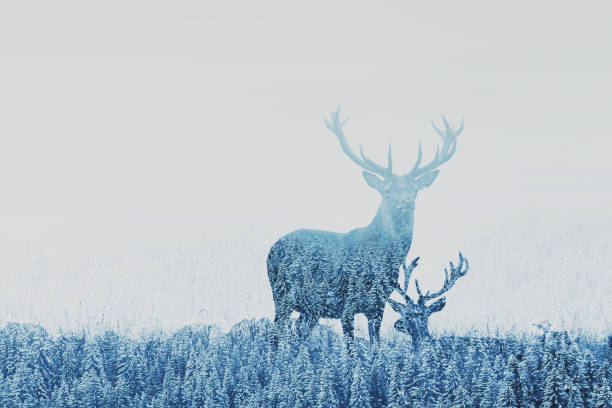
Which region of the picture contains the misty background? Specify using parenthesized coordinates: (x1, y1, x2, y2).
(0, 1, 610, 337)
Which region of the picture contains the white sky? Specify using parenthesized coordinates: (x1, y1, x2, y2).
(0, 1, 610, 336)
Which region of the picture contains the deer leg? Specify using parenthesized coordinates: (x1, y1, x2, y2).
(274, 307, 289, 324)
(272, 303, 291, 347)
(297, 314, 317, 339)
(341, 314, 354, 340)
(367, 315, 382, 345)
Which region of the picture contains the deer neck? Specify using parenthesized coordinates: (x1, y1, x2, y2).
(368, 200, 414, 253)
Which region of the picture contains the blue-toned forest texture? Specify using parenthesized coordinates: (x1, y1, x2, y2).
(0, 320, 610, 407)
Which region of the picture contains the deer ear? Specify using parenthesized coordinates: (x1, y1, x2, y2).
(428, 297, 446, 314)
(362, 171, 384, 191)
(388, 298, 404, 314)
(414, 170, 439, 189)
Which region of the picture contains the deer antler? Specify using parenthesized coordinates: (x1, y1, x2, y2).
(325, 107, 393, 179)
(395, 257, 420, 300)
(414, 252, 469, 306)
(405, 116, 463, 179)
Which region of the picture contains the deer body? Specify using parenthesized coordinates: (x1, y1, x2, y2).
(268, 202, 413, 341)
(268, 108, 463, 343)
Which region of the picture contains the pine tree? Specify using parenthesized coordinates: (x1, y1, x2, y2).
(83, 342, 106, 381)
(421, 341, 442, 405)
(205, 353, 229, 408)
(50, 379, 75, 408)
(541, 356, 569, 408)
(0, 335, 7, 379)
(180, 349, 197, 405)
(28, 334, 55, 399)
(589, 374, 611, 408)
(98, 331, 120, 386)
(519, 347, 540, 407)
(386, 362, 402, 408)
(580, 349, 598, 401)
(234, 363, 255, 407)
(60, 338, 81, 384)
(481, 375, 498, 408)
(11, 359, 32, 404)
(263, 365, 282, 408)
(31, 366, 50, 402)
(567, 384, 585, 408)
(221, 360, 235, 407)
(114, 375, 131, 408)
(408, 351, 431, 407)
(449, 381, 472, 408)
(115, 343, 129, 381)
(506, 354, 524, 406)
(492, 354, 505, 380)
(290, 346, 315, 408)
(473, 357, 494, 406)
(157, 367, 181, 408)
(463, 340, 479, 394)
(441, 357, 462, 406)
(496, 378, 517, 407)
(572, 351, 589, 404)
(190, 370, 206, 408)
(51, 379, 75, 408)
(398, 350, 415, 404)
(77, 369, 104, 408)
(335, 341, 353, 407)
(128, 348, 147, 398)
(369, 347, 388, 407)
(246, 386, 263, 408)
(101, 378, 114, 408)
(2, 375, 22, 408)
(349, 360, 371, 408)
(316, 358, 339, 408)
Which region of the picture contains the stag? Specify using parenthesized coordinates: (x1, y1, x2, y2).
(267, 107, 463, 343)
(388, 253, 469, 348)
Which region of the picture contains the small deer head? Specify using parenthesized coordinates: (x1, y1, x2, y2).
(388, 254, 469, 346)
(325, 107, 463, 217)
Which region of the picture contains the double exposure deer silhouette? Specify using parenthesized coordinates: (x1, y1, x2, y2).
(267, 108, 463, 343)
(388, 254, 468, 348)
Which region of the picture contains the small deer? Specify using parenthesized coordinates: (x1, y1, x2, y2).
(388, 253, 469, 348)
(267, 108, 463, 344)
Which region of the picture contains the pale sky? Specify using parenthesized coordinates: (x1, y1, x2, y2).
(0, 1, 610, 336)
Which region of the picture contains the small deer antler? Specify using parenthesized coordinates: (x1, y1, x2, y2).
(325, 107, 393, 179)
(395, 257, 420, 300)
(414, 252, 469, 306)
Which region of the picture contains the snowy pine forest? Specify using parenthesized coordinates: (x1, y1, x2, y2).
(0, 319, 610, 408)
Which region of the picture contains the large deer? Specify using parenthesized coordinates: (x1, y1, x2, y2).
(388, 254, 469, 348)
(267, 108, 463, 343)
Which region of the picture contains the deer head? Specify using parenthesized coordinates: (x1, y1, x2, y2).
(388, 253, 469, 345)
(324, 107, 463, 219)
